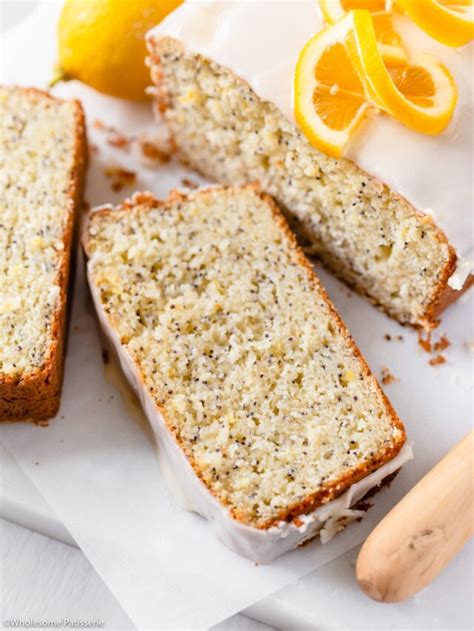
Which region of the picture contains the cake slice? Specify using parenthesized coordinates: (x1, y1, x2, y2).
(0, 86, 87, 423)
(146, 2, 473, 328)
(83, 186, 410, 562)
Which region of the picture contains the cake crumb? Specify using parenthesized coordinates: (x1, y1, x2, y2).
(381, 367, 397, 385)
(419, 330, 451, 366)
(434, 335, 451, 352)
(101, 348, 110, 365)
(181, 177, 198, 189)
(93, 118, 119, 135)
(429, 355, 446, 366)
(139, 137, 171, 163)
(93, 119, 133, 151)
(418, 330, 432, 353)
(107, 134, 130, 150)
(104, 166, 136, 192)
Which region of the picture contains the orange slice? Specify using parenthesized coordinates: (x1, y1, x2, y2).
(348, 10, 458, 133)
(318, 0, 408, 65)
(294, 10, 458, 158)
(396, 0, 474, 47)
(294, 16, 371, 158)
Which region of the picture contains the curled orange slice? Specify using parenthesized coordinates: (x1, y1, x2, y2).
(396, 0, 474, 47)
(318, 0, 408, 65)
(294, 10, 458, 158)
(347, 10, 458, 134)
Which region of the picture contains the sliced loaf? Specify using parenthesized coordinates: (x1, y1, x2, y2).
(83, 186, 406, 557)
(0, 86, 87, 422)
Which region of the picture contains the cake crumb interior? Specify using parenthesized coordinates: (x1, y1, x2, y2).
(0, 87, 77, 377)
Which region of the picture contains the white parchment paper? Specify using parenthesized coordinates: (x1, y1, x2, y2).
(1, 3, 472, 630)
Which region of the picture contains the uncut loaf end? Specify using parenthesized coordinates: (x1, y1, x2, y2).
(147, 35, 472, 328)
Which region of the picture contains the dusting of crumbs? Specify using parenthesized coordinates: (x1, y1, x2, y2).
(418, 330, 451, 366)
(92, 117, 171, 163)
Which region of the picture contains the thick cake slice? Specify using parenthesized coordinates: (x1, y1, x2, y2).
(146, 2, 473, 328)
(0, 86, 86, 422)
(84, 186, 409, 562)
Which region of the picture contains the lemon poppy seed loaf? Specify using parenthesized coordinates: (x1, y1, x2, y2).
(146, 2, 473, 328)
(0, 86, 87, 422)
(83, 186, 409, 561)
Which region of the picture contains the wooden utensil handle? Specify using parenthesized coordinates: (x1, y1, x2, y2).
(356, 431, 474, 603)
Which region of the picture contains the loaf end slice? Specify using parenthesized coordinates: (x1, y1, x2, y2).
(84, 185, 406, 534)
(0, 86, 87, 423)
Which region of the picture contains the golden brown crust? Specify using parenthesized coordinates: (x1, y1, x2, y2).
(84, 184, 406, 530)
(0, 87, 87, 424)
(423, 271, 474, 329)
(147, 35, 471, 331)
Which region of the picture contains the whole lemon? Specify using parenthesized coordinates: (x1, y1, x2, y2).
(57, 0, 182, 101)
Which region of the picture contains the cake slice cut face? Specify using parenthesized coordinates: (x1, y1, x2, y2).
(147, 2, 473, 327)
(84, 186, 408, 561)
(0, 86, 86, 423)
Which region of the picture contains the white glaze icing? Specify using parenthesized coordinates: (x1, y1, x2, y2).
(87, 259, 413, 563)
(149, 0, 473, 289)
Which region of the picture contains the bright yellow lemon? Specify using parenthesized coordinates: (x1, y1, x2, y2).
(56, 0, 182, 101)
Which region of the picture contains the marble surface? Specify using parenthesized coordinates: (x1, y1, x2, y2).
(0, 518, 273, 631)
